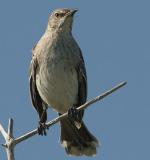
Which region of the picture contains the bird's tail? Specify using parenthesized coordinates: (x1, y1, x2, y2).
(59, 117, 99, 156)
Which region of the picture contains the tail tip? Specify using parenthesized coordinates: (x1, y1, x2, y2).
(61, 140, 99, 156)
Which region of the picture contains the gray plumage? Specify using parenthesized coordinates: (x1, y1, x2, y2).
(29, 8, 98, 156)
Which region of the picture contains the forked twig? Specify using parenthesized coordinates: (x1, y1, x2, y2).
(0, 81, 127, 160)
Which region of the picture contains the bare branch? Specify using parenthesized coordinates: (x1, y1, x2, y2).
(0, 81, 127, 160)
(8, 118, 14, 139)
(0, 119, 15, 160)
(14, 81, 127, 145)
(0, 123, 7, 141)
(6, 147, 15, 160)
(14, 129, 38, 145)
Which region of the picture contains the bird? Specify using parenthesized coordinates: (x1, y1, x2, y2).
(29, 8, 98, 156)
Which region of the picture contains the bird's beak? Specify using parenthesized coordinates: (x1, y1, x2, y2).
(69, 9, 78, 16)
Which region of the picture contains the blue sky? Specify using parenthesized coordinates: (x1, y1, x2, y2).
(0, 0, 150, 159)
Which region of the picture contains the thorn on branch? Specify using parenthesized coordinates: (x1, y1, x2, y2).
(2, 144, 7, 148)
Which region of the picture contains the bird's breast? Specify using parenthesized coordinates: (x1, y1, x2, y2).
(36, 55, 78, 114)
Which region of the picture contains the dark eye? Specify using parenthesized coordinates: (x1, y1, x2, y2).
(55, 12, 65, 18)
(55, 13, 59, 18)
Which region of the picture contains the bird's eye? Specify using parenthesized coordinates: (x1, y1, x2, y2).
(55, 12, 65, 18)
(55, 13, 60, 18)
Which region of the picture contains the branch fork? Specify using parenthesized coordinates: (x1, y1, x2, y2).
(0, 81, 127, 160)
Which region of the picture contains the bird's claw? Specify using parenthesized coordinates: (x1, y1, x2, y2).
(68, 106, 82, 129)
(38, 122, 49, 136)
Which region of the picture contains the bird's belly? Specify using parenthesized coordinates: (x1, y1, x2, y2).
(36, 63, 78, 114)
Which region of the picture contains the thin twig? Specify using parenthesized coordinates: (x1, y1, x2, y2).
(14, 81, 127, 145)
(0, 123, 7, 141)
(0, 81, 127, 160)
(8, 119, 14, 139)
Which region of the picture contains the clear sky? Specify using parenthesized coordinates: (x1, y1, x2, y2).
(0, 0, 150, 159)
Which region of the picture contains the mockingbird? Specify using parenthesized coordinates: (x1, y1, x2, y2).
(29, 8, 98, 156)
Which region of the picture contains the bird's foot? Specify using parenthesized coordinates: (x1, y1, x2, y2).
(38, 122, 49, 136)
(68, 106, 82, 129)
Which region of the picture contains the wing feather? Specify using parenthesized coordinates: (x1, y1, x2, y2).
(29, 56, 47, 120)
(75, 49, 87, 118)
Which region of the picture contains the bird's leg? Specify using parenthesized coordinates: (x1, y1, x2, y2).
(68, 106, 82, 129)
(38, 107, 49, 136)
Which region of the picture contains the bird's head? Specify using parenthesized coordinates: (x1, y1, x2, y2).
(47, 8, 78, 32)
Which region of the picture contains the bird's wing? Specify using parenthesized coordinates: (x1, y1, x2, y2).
(29, 55, 47, 120)
(75, 49, 87, 118)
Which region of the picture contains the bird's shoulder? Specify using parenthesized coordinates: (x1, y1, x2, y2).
(32, 32, 52, 57)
